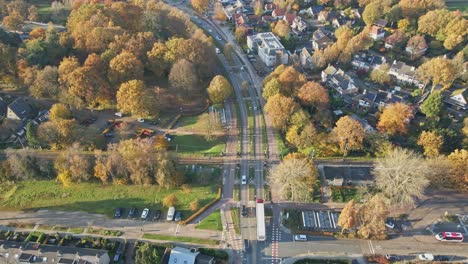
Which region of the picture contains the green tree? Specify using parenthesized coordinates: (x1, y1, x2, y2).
(26, 122, 41, 148)
(207, 75, 233, 105)
(135, 243, 161, 264)
(262, 78, 282, 100)
(420, 92, 443, 118)
(362, 1, 383, 25)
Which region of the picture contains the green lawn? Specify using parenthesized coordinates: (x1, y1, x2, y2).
(0, 180, 217, 217)
(446, 0, 468, 13)
(170, 134, 225, 157)
(142, 233, 219, 245)
(176, 115, 202, 131)
(196, 209, 222, 231)
(330, 187, 359, 203)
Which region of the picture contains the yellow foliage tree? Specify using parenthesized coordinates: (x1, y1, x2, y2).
(417, 131, 443, 157)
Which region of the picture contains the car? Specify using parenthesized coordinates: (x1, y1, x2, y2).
(385, 219, 395, 229)
(385, 254, 401, 261)
(141, 208, 149, 219)
(418, 253, 434, 261)
(244, 239, 249, 251)
(104, 133, 114, 138)
(294, 235, 307, 241)
(241, 175, 247, 185)
(215, 48, 220, 54)
(241, 205, 247, 217)
(208, 29, 212, 32)
(115, 112, 123, 117)
(114, 208, 123, 218)
(137, 118, 145, 123)
(240, 66, 245, 71)
(174, 211, 182, 221)
(434, 255, 451, 261)
(253, 105, 258, 111)
(128, 208, 136, 218)
(215, 36, 221, 41)
(167, 207, 175, 221)
(154, 210, 162, 220)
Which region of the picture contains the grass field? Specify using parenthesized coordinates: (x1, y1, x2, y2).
(196, 209, 222, 231)
(446, 0, 468, 13)
(170, 134, 225, 157)
(0, 180, 217, 217)
(142, 233, 218, 245)
(230, 208, 240, 235)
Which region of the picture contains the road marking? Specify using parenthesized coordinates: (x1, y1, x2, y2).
(368, 240, 375, 254)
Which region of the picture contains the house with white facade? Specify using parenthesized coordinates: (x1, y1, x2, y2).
(321, 65, 358, 95)
(369, 25, 385, 40)
(388, 60, 424, 88)
(247, 32, 289, 66)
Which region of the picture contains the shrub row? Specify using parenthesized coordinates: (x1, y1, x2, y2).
(180, 185, 222, 225)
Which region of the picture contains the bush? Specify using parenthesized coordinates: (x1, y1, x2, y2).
(189, 199, 199, 211)
(163, 194, 178, 207)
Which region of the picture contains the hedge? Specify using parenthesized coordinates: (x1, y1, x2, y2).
(180, 185, 222, 225)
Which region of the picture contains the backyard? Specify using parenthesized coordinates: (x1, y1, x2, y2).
(0, 180, 218, 217)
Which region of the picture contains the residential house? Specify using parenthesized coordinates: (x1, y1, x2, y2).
(322, 165, 374, 186)
(388, 60, 424, 88)
(350, 114, 375, 133)
(355, 90, 377, 108)
(321, 65, 358, 95)
(373, 18, 387, 28)
(317, 10, 337, 23)
(0, 241, 111, 264)
(444, 88, 468, 110)
(6, 97, 33, 121)
(300, 47, 314, 69)
(291, 16, 308, 32)
(247, 32, 289, 66)
(405, 35, 427, 58)
(369, 25, 385, 40)
(302, 5, 324, 18)
(282, 13, 296, 25)
(272, 8, 286, 19)
(223, 0, 244, 20)
(168, 247, 214, 264)
(385, 30, 406, 49)
(351, 52, 386, 72)
(312, 28, 333, 51)
(375, 89, 408, 109)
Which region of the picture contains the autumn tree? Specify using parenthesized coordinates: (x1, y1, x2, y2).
(189, 199, 199, 211)
(163, 193, 178, 207)
(416, 57, 457, 90)
(49, 103, 72, 121)
(224, 43, 233, 63)
(267, 157, 318, 202)
(338, 200, 358, 233)
(117, 80, 158, 118)
(235, 27, 248, 43)
(399, 0, 444, 17)
(373, 148, 430, 207)
(5, 148, 41, 180)
(30, 66, 61, 99)
(420, 91, 443, 118)
(447, 149, 468, 191)
(262, 78, 281, 100)
(273, 20, 290, 38)
(264, 94, 299, 131)
(207, 75, 233, 105)
(191, 0, 209, 13)
(155, 135, 169, 151)
(147, 41, 170, 77)
(169, 59, 200, 99)
(297, 81, 330, 109)
(254, 0, 264, 16)
(357, 195, 388, 239)
(214, 2, 227, 21)
(28, 5, 39, 21)
(406, 35, 427, 59)
(362, 1, 383, 25)
(417, 131, 443, 157)
(55, 144, 92, 186)
(2, 11, 24, 31)
(370, 63, 391, 84)
(377, 103, 413, 136)
(108, 51, 144, 86)
(332, 116, 366, 156)
(199, 112, 223, 141)
(277, 66, 306, 96)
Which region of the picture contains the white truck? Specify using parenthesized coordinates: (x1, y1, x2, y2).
(256, 199, 266, 241)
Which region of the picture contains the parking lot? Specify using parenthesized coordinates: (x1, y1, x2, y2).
(113, 207, 182, 222)
(301, 210, 341, 231)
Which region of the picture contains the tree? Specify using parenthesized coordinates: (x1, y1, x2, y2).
(277, 66, 306, 96)
(264, 94, 299, 131)
(28, 5, 39, 21)
(223, 43, 233, 63)
(147, 42, 170, 77)
(26, 122, 41, 148)
(199, 112, 223, 141)
(2, 11, 24, 31)
(55, 144, 92, 186)
(108, 51, 144, 85)
(273, 20, 290, 38)
(399, 0, 444, 17)
(5, 148, 40, 180)
(163, 193, 178, 207)
(377, 103, 413, 136)
(418, 131, 443, 157)
(362, 1, 383, 25)
(135, 243, 161, 264)
(447, 149, 468, 191)
(189, 199, 199, 211)
(235, 27, 248, 43)
(297, 82, 329, 109)
(373, 148, 430, 207)
(214, 2, 227, 21)
(332, 116, 366, 156)
(357, 195, 388, 239)
(191, 0, 209, 13)
(254, 0, 264, 16)
(49, 103, 72, 121)
(420, 91, 443, 118)
(30, 66, 60, 99)
(207, 75, 233, 105)
(156, 153, 182, 189)
(369, 63, 391, 84)
(267, 157, 318, 202)
(262, 78, 281, 100)
(338, 200, 358, 233)
(416, 57, 457, 90)
(117, 80, 158, 118)
(155, 135, 169, 150)
(406, 35, 427, 59)
(168, 59, 200, 99)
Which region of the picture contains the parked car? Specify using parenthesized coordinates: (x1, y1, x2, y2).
(385, 254, 401, 261)
(167, 207, 175, 221)
(244, 239, 249, 251)
(115, 112, 123, 117)
(418, 253, 434, 261)
(174, 211, 182, 222)
(137, 118, 145, 123)
(114, 208, 123, 218)
(141, 208, 149, 219)
(294, 235, 307, 241)
(241, 205, 247, 217)
(215, 35, 221, 41)
(385, 218, 395, 229)
(434, 255, 451, 261)
(241, 175, 247, 185)
(154, 210, 162, 220)
(128, 208, 136, 218)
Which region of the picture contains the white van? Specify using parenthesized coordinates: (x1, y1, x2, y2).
(294, 235, 307, 241)
(167, 207, 175, 221)
(241, 175, 247, 185)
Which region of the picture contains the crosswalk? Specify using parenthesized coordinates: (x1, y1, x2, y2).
(270, 224, 280, 264)
(221, 209, 244, 262)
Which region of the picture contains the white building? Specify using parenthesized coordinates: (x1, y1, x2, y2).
(247, 32, 289, 66)
(388, 60, 424, 88)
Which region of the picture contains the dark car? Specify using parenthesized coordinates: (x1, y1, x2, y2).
(114, 208, 123, 218)
(128, 208, 136, 218)
(241, 205, 247, 217)
(434, 255, 451, 261)
(385, 254, 401, 261)
(244, 239, 249, 251)
(174, 211, 182, 222)
(154, 210, 162, 220)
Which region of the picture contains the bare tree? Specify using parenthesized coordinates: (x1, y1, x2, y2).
(5, 148, 40, 181)
(267, 158, 318, 202)
(55, 143, 92, 186)
(373, 148, 430, 207)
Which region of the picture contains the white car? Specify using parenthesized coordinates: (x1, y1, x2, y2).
(215, 48, 220, 54)
(115, 112, 123, 117)
(137, 118, 145, 123)
(215, 35, 222, 41)
(241, 175, 247, 185)
(418, 253, 434, 261)
(294, 235, 307, 241)
(141, 208, 149, 219)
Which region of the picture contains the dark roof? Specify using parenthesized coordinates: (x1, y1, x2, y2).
(7, 97, 33, 120)
(361, 92, 377, 103)
(58, 259, 75, 264)
(18, 253, 34, 262)
(323, 166, 374, 182)
(195, 254, 215, 264)
(0, 97, 7, 115)
(23, 242, 108, 258)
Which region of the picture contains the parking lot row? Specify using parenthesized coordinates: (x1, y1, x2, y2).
(114, 207, 182, 222)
